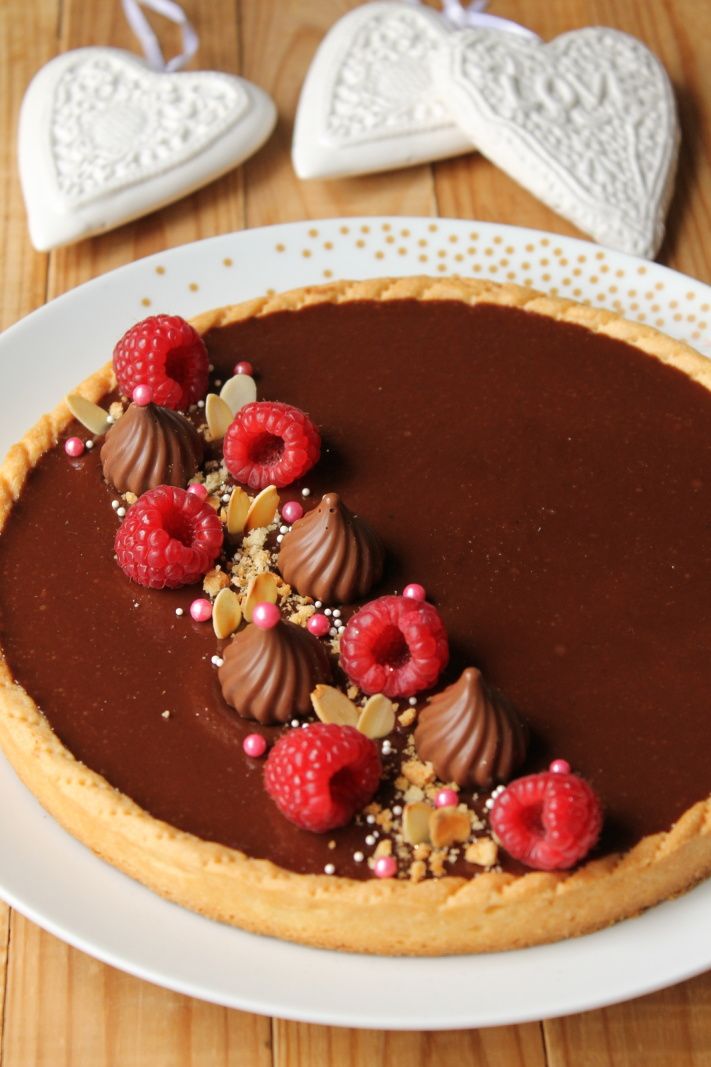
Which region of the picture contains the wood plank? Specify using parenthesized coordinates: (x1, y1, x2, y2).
(0, 0, 60, 1050)
(271, 1019, 547, 1067)
(0, 0, 59, 328)
(544, 970, 711, 1067)
(239, 0, 436, 227)
(3, 916, 272, 1067)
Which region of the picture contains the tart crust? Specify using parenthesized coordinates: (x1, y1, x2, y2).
(1, 276, 711, 956)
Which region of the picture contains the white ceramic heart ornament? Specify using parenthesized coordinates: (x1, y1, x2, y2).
(292, 1, 473, 180)
(434, 27, 679, 258)
(19, 31, 275, 250)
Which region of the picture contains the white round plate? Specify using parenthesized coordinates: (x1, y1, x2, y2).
(1, 218, 710, 1029)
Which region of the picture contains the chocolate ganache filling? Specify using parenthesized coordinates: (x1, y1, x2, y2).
(2, 299, 711, 879)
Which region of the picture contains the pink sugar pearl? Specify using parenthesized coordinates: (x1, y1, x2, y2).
(234, 360, 253, 376)
(403, 583, 426, 601)
(373, 856, 397, 879)
(64, 436, 85, 457)
(243, 733, 267, 758)
(307, 613, 331, 637)
(187, 482, 208, 501)
(282, 500, 304, 524)
(132, 383, 153, 406)
(434, 788, 459, 809)
(252, 601, 281, 629)
(190, 598, 212, 622)
(550, 758, 571, 775)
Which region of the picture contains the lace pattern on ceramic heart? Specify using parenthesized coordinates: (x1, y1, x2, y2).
(51, 53, 248, 206)
(443, 28, 678, 255)
(327, 8, 452, 144)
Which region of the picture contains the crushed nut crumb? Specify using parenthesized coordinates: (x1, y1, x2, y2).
(465, 837, 499, 868)
(398, 707, 417, 728)
(203, 568, 231, 597)
(402, 759, 434, 789)
(410, 860, 427, 882)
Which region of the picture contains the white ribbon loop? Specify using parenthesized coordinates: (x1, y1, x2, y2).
(442, 1, 540, 40)
(405, 0, 542, 42)
(121, 0, 199, 72)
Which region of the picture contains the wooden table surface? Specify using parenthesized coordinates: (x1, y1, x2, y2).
(1, 0, 711, 1063)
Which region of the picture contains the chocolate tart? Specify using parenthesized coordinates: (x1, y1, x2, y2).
(1, 276, 711, 955)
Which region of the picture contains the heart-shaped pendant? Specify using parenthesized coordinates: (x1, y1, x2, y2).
(19, 48, 276, 250)
(292, 1, 472, 180)
(434, 27, 679, 257)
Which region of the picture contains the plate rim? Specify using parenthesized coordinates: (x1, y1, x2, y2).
(1, 216, 710, 1029)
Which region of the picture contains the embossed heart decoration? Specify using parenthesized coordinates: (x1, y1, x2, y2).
(292, 1, 473, 180)
(19, 48, 276, 250)
(434, 27, 679, 257)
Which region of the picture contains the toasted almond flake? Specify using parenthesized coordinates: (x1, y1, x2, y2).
(373, 839, 393, 859)
(311, 684, 359, 727)
(220, 373, 257, 414)
(244, 484, 279, 532)
(402, 802, 432, 845)
(212, 587, 242, 639)
(356, 693, 396, 739)
(243, 571, 279, 621)
(429, 808, 471, 850)
(205, 393, 233, 440)
(226, 486, 250, 535)
(66, 394, 111, 436)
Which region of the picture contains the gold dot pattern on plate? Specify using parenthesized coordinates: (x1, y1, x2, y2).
(138, 222, 711, 356)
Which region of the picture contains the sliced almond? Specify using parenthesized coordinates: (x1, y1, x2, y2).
(66, 394, 111, 436)
(402, 802, 433, 845)
(310, 684, 359, 727)
(220, 373, 257, 414)
(243, 571, 279, 622)
(356, 693, 396, 739)
(212, 587, 242, 639)
(226, 486, 250, 535)
(205, 393, 233, 441)
(244, 484, 279, 532)
(429, 808, 471, 850)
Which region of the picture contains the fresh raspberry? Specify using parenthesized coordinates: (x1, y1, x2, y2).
(223, 401, 321, 490)
(490, 767, 603, 871)
(114, 485, 223, 589)
(340, 595, 449, 698)
(264, 723, 381, 833)
(113, 315, 209, 410)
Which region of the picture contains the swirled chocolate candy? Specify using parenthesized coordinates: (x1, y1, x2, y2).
(100, 401, 203, 495)
(278, 492, 384, 603)
(218, 618, 332, 724)
(415, 668, 528, 789)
